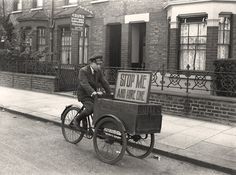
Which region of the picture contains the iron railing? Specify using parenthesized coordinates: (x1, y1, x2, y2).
(0, 59, 235, 97)
(0, 59, 57, 76)
(103, 65, 236, 97)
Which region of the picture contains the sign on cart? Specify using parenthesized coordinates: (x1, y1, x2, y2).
(114, 70, 152, 103)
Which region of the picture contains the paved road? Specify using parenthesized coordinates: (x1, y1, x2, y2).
(0, 111, 230, 175)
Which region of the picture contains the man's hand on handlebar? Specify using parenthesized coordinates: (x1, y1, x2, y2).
(97, 91, 103, 96)
(91, 91, 103, 97)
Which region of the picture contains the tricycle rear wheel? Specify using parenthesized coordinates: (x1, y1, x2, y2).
(93, 117, 127, 164)
(126, 133, 155, 159)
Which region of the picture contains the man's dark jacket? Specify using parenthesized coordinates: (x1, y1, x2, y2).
(77, 65, 111, 101)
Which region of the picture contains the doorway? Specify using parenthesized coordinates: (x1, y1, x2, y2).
(108, 24, 121, 67)
(129, 23, 146, 69)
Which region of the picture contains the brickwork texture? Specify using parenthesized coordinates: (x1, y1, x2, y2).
(0, 71, 58, 93)
(150, 91, 236, 125)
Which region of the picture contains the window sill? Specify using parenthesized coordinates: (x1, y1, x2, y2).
(62, 4, 78, 8)
(11, 10, 23, 14)
(31, 7, 43, 11)
(91, 0, 109, 4)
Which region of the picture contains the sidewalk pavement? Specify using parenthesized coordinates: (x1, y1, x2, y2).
(0, 86, 235, 174)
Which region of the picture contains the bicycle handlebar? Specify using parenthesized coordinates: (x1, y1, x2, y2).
(93, 92, 113, 99)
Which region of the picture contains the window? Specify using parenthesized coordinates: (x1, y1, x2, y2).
(37, 27, 46, 61)
(65, 0, 77, 5)
(91, 0, 109, 4)
(21, 27, 33, 51)
(179, 17, 207, 70)
(13, 0, 22, 11)
(217, 15, 231, 59)
(32, 0, 43, 8)
(37, 27, 46, 51)
(61, 27, 72, 64)
(79, 27, 89, 64)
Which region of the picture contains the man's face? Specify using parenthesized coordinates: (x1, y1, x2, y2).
(90, 59, 103, 71)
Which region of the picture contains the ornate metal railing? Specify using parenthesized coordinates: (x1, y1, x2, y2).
(0, 59, 57, 76)
(103, 65, 236, 97)
(0, 60, 235, 97)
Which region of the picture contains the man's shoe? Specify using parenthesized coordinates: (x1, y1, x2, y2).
(70, 119, 85, 132)
(72, 119, 80, 127)
(97, 129, 106, 139)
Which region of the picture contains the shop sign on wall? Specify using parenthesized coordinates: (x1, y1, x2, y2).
(71, 13, 85, 31)
(114, 70, 152, 103)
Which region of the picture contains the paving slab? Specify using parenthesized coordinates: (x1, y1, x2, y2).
(179, 126, 222, 140)
(206, 134, 236, 148)
(185, 141, 234, 160)
(158, 133, 203, 149)
(0, 86, 235, 174)
(223, 128, 236, 136)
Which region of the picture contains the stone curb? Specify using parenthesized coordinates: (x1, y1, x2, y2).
(1, 105, 235, 175)
(152, 149, 235, 175)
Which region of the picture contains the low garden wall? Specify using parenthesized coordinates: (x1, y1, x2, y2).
(150, 90, 236, 125)
(1, 71, 235, 125)
(0, 71, 58, 93)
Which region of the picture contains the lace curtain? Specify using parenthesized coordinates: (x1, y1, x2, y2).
(180, 21, 207, 70)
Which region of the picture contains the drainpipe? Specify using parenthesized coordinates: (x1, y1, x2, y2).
(50, 0, 54, 63)
(2, 0, 5, 18)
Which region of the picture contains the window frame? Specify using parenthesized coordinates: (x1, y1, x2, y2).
(178, 15, 208, 71)
(78, 26, 89, 65)
(37, 27, 46, 51)
(217, 13, 232, 59)
(60, 26, 72, 64)
(65, 0, 78, 5)
(13, 0, 22, 12)
(32, 0, 43, 9)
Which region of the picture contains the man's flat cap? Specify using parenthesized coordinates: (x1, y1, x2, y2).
(89, 55, 103, 62)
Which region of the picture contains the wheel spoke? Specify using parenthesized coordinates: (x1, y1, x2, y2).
(93, 118, 127, 164)
(126, 134, 154, 159)
(61, 107, 85, 144)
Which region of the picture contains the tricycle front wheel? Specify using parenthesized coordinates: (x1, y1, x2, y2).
(61, 107, 86, 144)
(126, 133, 155, 159)
(93, 117, 127, 164)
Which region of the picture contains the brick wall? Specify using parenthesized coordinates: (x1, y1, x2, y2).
(121, 24, 129, 68)
(79, 0, 168, 69)
(168, 28, 178, 70)
(206, 27, 218, 71)
(89, 18, 105, 56)
(0, 71, 58, 93)
(150, 90, 236, 125)
(71, 30, 79, 64)
(146, 11, 168, 70)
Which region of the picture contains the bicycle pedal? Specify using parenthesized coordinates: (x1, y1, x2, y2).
(84, 132, 93, 139)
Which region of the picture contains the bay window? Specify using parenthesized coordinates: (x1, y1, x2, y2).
(179, 16, 207, 70)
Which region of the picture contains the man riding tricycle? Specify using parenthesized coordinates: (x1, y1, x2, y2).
(61, 55, 162, 164)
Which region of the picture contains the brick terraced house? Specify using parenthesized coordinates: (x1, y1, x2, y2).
(1, 0, 236, 124)
(1, 0, 235, 71)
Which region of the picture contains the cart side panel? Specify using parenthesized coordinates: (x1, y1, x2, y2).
(94, 99, 138, 134)
(94, 98, 162, 135)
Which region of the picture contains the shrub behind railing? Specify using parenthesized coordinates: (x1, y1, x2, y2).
(214, 59, 236, 97)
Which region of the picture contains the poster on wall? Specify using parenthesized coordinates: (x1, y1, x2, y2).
(71, 13, 85, 31)
(114, 70, 152, 103)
